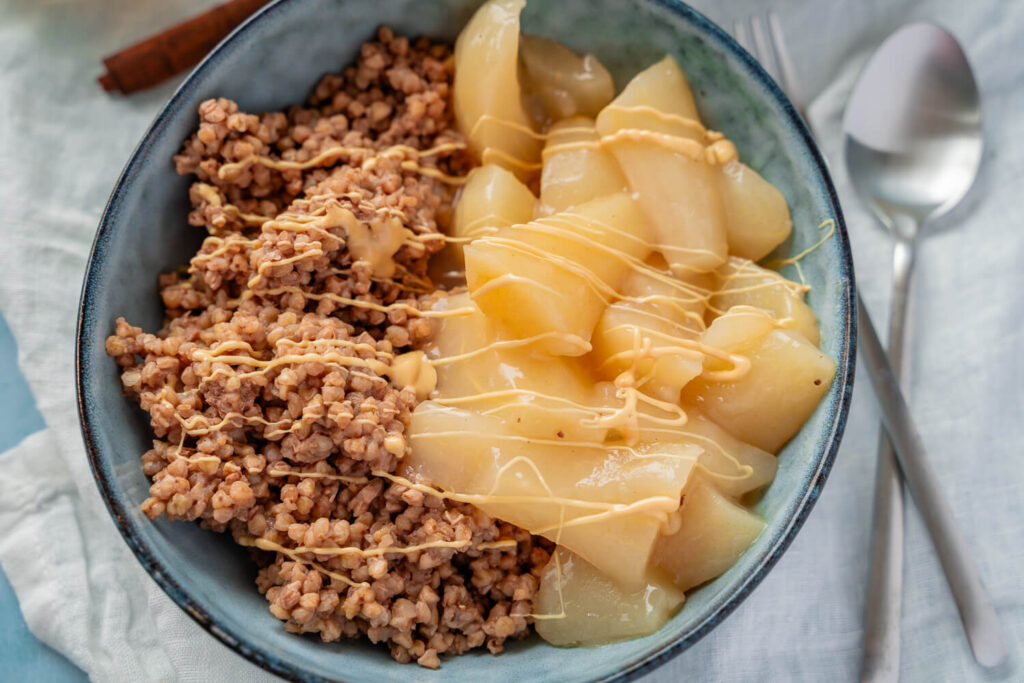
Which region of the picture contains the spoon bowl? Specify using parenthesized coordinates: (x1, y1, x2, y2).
(844, 22, 983, 235)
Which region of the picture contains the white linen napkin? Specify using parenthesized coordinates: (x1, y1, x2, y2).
(0, 0, 1021, 681)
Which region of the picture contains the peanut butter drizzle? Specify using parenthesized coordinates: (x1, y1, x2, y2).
(237, 533, 518, 591)
(190, 234, 258, 269)
(218, 141, 467, 180)
(193, 183, 272, 226)
(173, 410, 323, 441)
(429, 332, 592, 365)
(193, 350, 392, 378)
(470, 107, 738, 167)
(267, 467, 369, 484)
(371, 469, 684, 520)
(224, 286, 475, 319)
(389, 351, 437, 400)
(704, 259, 812, 317)
(762, 218, 837, 286)
(237, 536, 369, 588)
(600, 104, 710, 137)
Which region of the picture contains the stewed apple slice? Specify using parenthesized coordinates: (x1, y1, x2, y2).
(589, 267, 712, 403)
(427, 293, 610, 442)
(640, 408, 777, 500)
(465, 193, 653, 354)
(595, 56, 729, 274)
(594, 55, 701, 136)
(464, 237, 598, 355)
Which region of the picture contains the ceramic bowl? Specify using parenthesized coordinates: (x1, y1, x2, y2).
(76, 0, 855, 680)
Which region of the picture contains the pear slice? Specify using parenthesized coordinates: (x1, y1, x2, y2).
(519, 35, 615, 124)
(534, 548, 685, 646)
(709, 256, 820, 345)
(465, 193, 653, 354)
(407, 402, 698, 588)
(720, 160, 793, 261)
(453, 0, 540, 179)
(596, 56, 729, 274)
(653, 475, 766, 592)
(539, 117, 627, 214)
(683, 307, 835, 452)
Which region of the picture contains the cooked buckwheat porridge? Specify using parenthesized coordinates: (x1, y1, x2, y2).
(107, 28, 550, 669)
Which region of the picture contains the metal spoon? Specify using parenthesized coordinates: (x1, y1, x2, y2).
(844, 22, 1006, 679)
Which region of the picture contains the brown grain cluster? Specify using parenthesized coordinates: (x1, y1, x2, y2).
(106, 27, 550, 669)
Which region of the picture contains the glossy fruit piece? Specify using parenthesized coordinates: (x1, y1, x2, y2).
(519, 35, 615, 125)
(709, 256, 820, 346)
(719, 160, 792, 261)
(534, 548, 686, 646)
(465, 193, 653, 354)
(683, 306, 836, 452)
(406, 402, 698, 588)
(539, 117, 627, 214)
(594, 55, 701, 137)
(652, 474, 766, 592)
(589, 268, 711, 402)
(452, 164, 537, 240)
(453, 0, 541, 180)
(642, 408, 777, 500)
(427, 293, 610, 442)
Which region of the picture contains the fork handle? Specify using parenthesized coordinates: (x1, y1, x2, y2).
(860, 237, 914, 683)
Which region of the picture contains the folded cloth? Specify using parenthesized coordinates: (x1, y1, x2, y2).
(0, 0, 1021, 681)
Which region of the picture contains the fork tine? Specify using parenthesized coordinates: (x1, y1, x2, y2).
(767, 10, 805, 115)
(732, 18, 751, 54)
(750, 14, 781, 83)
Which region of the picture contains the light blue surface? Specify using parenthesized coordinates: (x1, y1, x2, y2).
(0, 311, 86, 681)
(76, 0, 853, 681)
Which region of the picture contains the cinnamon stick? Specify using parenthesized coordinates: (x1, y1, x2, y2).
(99, 0, 272, 94)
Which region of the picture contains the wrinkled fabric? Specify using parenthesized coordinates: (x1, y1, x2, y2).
(0, 0, 1020, 681)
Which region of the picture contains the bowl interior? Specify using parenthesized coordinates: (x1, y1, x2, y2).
(77, 0, 854, 681)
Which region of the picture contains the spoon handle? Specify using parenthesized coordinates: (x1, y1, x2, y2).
(856, 294, 1009, 669)
(860, 237, 914, 683)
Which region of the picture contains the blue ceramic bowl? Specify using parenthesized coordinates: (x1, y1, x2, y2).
(77, 0, 855, 680)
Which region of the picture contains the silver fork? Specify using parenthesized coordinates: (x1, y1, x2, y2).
(731, 12, 904, 683)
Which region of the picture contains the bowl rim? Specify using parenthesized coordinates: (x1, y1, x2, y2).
(75, 0, 856, 680)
